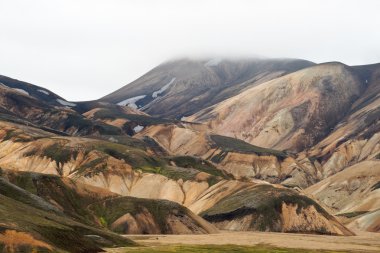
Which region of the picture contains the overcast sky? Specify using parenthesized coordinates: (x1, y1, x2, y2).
(1, 0, 380, 101)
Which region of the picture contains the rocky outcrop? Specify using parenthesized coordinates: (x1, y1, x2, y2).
(306, 161, 380, 214)
(0, 172, 135, 253)
(1, 170, 218, 235)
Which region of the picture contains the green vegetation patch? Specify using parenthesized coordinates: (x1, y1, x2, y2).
(166, 156, 224, 177)
(93, 108, 177, 126)
(210, 135, 287, 158)
(210, 151, 228, 164)
(201, 184, 330, 232)
(0, 171, 135, 252)
(64, 113, 121, 135)
(89, 196, 190, 234)
(92, 135, 148, 151)
(0, 194, 134, 252)
(3, 171, 105, 224)
(90, 141, 164, 169)
(165, 156, 230, 185)
(336, 211, 369, 218)
(86, 141, 192, 180)
(76, 157, 108, 178)
(64, 114, 93, 130)
(1, 129, 40, 142)
(42, 143, 76, 167)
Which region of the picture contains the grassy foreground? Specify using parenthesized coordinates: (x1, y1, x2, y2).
(107, 244, 353, 253)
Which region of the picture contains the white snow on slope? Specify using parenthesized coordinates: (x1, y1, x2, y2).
(56, 98, 76, 107)
(152, 77, 176, 98)
(117, 95, 146, 109)
(133, 125, 144, 133)
(204, 58, 222, 67)
(12, 88, 29, 95)
(37, 89, 50, 95)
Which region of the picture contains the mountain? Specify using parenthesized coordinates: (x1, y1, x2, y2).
(134, 124, 321, 188)
(201, 184, 353, 235)
(0, 169, 218, 252)
(187, 62, 368, 152)
(304, 63, 380, 177)
(0, 75, 67, 106)
(101, 58, 315, 118)
(0, 75, 123, 136)
(306, 160, 380, 233)
(0, 117, 352, 239)
(0, 75, 173, 137)
(1, 57, 379, 251)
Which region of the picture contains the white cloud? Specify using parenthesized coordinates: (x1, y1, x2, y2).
(0, 0, 379, 101)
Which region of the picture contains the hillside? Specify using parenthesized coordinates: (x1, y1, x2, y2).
(101, 58, 314, 118)
(1, 58, 379, 251)
(187, 62, 366, 152)
(306, 160, 380, 232)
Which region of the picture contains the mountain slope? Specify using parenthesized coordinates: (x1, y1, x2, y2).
(0, 172, 135, 252)
(135, 123, 322, 188)
(303, 63, 380, 177)
(101, 58, 314, 118)
(201, 184, 353, 235)
(187, 62, 365, 152)
(0, 78, 123, 136)
(305, 160, 380, 215)
(1, 170, 217, 236)
(0, 119, 353, 235)
(0, 75, 66, 106)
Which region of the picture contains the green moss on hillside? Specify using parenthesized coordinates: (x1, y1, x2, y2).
(89, 196, 191, 234)
(90, 141, 164, 169)
(201, 184, 330, 232)
(0, 173, 135, 252)
(166, 156, 224, 177)
(210, 135, 287, 158)
(336, 211, 369, 218)
(165, 156, 229, 185)
(93, 108, 177, 126)
(42, 143, 77, 169)
(76, 157, 108, 178)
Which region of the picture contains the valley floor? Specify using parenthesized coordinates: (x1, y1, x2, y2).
(106, 231, 380, 253)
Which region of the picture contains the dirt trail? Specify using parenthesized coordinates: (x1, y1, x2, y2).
(124, 231, 380, 252)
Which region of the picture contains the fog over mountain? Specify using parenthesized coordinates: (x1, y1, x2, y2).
(1, 0, 380, 100)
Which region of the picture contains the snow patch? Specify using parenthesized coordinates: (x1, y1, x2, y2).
(204, 58, 222, 67)
(117, 95, 146, 109)
(56, 98, 76, 107)
(133, 125, 144, 133)
(152, 78, 176, 98)
(37, 89, 50, 95)
(12, 88, 29, 96)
